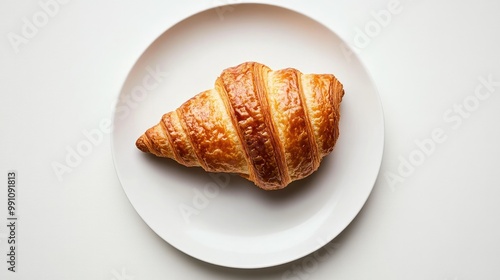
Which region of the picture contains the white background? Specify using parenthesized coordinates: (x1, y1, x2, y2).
(1, 0, 499, 279)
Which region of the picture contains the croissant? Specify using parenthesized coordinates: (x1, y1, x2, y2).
(136, 62, 344, 190)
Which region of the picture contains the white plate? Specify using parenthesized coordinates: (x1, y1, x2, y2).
(111, 3, 384, 268)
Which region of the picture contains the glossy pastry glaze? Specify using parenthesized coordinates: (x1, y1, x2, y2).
(136, 62, 344, 190)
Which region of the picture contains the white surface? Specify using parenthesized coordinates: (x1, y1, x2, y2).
(0, 0, 499, 279)
(111, 3, 383, 268)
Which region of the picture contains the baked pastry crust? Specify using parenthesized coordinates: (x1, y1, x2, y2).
(136, 62, 344, 190)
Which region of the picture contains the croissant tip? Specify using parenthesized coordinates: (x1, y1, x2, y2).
(136, 135, 149, 153)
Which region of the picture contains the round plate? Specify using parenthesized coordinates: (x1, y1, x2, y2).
(111, 3, 384, 269)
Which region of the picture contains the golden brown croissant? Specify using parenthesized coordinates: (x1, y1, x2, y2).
(136, 62, 344, 190)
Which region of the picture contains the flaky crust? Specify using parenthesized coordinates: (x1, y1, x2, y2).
(136, 62, 344, 190)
